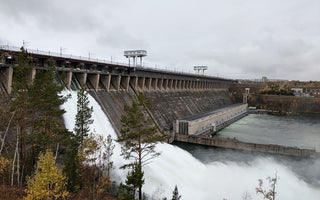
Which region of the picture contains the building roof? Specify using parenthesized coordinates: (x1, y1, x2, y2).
(180, 103, 246, 122)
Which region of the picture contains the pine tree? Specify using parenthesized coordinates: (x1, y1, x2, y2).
(104, 134, 115, 176)
(74, 88, 93, 145)
(8, 48, 70, 187)
(172, 185, 181, 200)
(117, 163, 144, 200)
(117, 182, 135, 200)
(24, 150, 68, 200)
(29, 58, 66, 137)
(118, 92, 163, 200)
(26, 58, 68, 184)
(125, 163, 144, 197)
(11, 47, 33, 93)
(10, 47, 34, 186)
(64, 88, 93, 192)
(29, 58, 68, 152)
(63, 131, 81, 191)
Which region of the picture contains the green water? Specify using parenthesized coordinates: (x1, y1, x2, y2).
(216, 114, 320, 151)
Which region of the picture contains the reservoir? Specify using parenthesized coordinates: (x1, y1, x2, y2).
(216, 114, 320, 151)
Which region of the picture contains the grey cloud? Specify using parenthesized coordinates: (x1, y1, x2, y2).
(0, 0, 320, 80)
(0, 0, 117, 31)
(96, 27, 149, 50)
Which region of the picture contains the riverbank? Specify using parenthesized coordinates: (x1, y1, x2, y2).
(249, 107, 320, 117)
(248, 94, 320, 115)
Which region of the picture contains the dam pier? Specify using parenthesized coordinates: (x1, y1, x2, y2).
(0, 46, 317, 158)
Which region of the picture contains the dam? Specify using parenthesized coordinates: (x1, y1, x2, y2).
(0, 46, 316, 157)
(0, 45, 235, 134)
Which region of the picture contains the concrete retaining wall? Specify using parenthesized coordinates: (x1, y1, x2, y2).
(174, 134, 316, 158)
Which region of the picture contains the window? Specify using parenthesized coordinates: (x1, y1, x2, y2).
(179, 122, 188, 134)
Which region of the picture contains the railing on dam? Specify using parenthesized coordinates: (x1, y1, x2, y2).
(0, 45, 236, 94)
(0, 45, 234, 81)
(190, 110, 248, 136)
(0, 45, 126, 66)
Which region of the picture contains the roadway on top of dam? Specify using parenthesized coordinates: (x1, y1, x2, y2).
(180, 103, 246, 121)
(0, 45, 236, 83)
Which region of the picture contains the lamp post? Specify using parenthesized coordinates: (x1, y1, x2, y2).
(60, 46, 66, 56)
(194, 66, 208, 75)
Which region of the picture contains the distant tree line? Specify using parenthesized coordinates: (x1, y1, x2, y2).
(248, 94, 320, 115)
(259, 87, 294, 96)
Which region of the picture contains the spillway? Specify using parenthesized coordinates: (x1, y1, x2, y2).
(61, 90, 320, 200)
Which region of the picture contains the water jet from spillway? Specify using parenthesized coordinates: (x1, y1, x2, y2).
(61, 90, 320, 200)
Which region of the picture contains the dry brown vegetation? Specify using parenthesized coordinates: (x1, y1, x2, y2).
(249, 94, 320, 114)
(0, 185, 24, 200)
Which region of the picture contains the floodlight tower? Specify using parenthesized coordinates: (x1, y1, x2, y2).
(124, 50, 147, 67)
(193, 66, 208, 75)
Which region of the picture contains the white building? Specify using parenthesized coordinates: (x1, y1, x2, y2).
(175, 103, 248, 135)
(291, 88, 303, 96)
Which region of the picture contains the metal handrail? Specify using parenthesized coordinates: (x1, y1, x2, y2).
(0, 44, 128, 66)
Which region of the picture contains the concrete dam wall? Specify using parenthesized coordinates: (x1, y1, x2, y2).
(89, 90, 135, 134)
(146, 89, 232, 131)
(89, 88, 233, 135)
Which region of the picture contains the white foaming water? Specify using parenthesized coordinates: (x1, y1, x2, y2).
(61, 90, 320, 200)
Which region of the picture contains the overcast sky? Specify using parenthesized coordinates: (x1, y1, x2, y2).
(1, 0, 320, 81)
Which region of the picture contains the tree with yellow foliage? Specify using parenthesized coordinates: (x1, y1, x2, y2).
(24, 150, 68, 200)
(0, 156, 11, 184)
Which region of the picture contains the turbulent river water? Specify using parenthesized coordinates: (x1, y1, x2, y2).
(61, 90, 320, 200)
